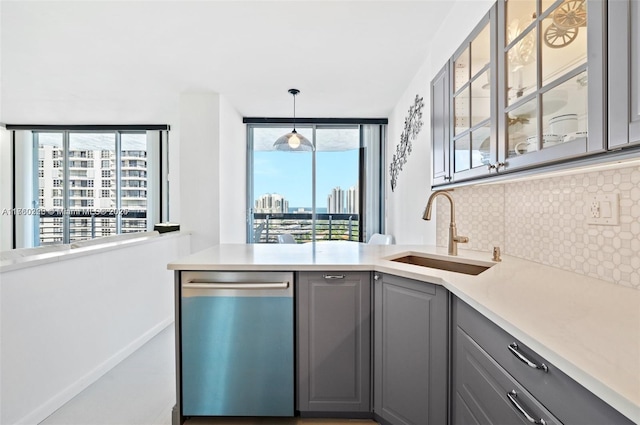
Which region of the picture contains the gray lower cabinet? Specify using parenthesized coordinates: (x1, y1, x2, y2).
(373, 273, 448, 425)
(296, 271, 371, 414)
(453, 297, 635, 425)
(609, 0, 640, 149)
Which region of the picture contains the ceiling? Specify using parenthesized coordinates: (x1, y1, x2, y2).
(1, 1, 457, 122)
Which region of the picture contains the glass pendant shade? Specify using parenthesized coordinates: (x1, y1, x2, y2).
(273, 129, 313, 151)
(274, 88, 314, 151)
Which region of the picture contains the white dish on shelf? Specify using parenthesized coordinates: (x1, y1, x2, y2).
(549, 114, 578, 135)
(563, 131, 588, 142)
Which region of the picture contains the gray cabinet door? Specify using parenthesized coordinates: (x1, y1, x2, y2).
(609, 0, 640, 148)
(450, 5, 498, 183)
(431, 62, 451, 186)
(373, 274, 448, 425)
(452, 327, 562, 425)
(497, 0, 607, 172)
(296, 271, 371, 413)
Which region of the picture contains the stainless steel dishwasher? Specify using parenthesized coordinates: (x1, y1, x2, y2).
(180, 271, 294, 417)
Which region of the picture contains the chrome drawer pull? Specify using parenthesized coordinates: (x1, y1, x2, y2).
(507, 390, 546, 424)
(323, 274, 345, 280)
(184, 281, 289, 290)
(508, 342, 548, 372)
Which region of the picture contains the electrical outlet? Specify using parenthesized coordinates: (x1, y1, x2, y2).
(586, 194, 619, 225)
(590, 201, 600, 218)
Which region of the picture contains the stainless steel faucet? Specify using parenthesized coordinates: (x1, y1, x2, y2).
(422, 190, 469, 256)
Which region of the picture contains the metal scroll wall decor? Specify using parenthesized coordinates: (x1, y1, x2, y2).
(390, 94, 424, 191)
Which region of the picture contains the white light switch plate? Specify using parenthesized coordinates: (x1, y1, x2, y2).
(586, 194, 619, 225)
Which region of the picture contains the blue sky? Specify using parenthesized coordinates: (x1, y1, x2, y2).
(253, 150, 359, 209)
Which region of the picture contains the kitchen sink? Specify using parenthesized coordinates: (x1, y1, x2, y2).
(390, 253, 493, 276)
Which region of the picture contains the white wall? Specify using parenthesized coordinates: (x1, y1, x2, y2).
(219, 95, 246, 243)
(386, 0, 495, 244)
(0, 128, 11, 252)
(385, 57, 435, 244)
(0, 234, 190, 425)
(0, 0, 3, 412)
(179, 93, 221, 252)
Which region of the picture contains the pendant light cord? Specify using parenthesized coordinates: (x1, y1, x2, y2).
(292, 92, 297, 132)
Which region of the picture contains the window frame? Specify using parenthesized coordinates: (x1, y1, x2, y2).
(6, 124, 169, 248)
(245, 121, 386, 243)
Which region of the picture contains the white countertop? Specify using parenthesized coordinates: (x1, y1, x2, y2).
(168, 242, 640, 423)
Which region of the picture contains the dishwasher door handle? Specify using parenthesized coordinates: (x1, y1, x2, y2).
(183, 281, 289, 290)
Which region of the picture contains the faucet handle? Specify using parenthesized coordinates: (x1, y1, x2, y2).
(454, 235, 469, 244)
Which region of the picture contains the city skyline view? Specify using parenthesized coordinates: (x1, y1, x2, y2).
(252, 126, 360, 210)
(255, 184, 359, 214)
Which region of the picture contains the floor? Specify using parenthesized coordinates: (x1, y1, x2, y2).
(39, 324, 378, 425)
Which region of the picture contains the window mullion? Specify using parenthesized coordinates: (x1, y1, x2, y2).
(115, 131, 122, 234)
(62, 131, 70, 244)
(32, 133, 41, 246)
(311, 125, 317, 242)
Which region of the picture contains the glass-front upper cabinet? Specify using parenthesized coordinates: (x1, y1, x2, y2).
(498, 0, 605, 171)
(451, 4, 497, 181)
(608, 0, 640, 149)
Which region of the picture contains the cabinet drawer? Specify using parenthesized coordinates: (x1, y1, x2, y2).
(454, 298, 634, 424)
(454, 327, 561, 425)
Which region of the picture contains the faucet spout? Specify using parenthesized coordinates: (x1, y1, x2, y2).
(422, 190, 468, 256)
(423, 190, 455, 222)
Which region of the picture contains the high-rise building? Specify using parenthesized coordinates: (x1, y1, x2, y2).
(255, 193, 289, 213)
(346, 185, 359, 213)
(327, 187, 345, 213)
(38, 144, 148, 245)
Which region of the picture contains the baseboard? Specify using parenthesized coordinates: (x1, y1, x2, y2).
(372, 412, 393, 425)
(15, 317, 174, 425)
(299, 411, 373, 419)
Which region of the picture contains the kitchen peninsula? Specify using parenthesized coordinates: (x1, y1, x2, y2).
(168, 242, 639, 425)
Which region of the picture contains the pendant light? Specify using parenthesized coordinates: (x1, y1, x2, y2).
(273, 89, 314, 151)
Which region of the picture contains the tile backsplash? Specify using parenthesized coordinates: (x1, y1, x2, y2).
(436, 165, 640, 289)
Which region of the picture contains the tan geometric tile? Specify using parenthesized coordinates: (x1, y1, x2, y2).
(436, 165, 640, 289)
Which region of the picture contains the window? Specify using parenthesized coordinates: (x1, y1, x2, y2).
(247, 123, 385, 243)
(8, 126, 169, 247)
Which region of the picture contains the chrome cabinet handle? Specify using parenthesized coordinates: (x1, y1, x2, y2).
(508, 342, 548, 372)
(507, 390, 547, 424)
(323, 274, 345, 280)
(184, 281, 289, 290)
